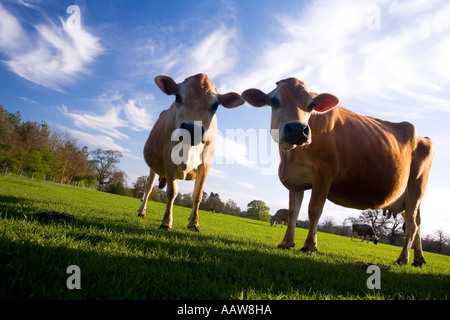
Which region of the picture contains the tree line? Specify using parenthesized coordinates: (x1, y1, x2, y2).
(310, 209, 450, 256)
(0, 105, 127, 193)
(133, 175, 271, 222)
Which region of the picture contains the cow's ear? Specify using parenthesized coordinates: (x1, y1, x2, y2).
(313, 93, 339, 112)
(218, 92, 245, 109)
(241, 89, 270, 107)
(155, 75, 178, 95)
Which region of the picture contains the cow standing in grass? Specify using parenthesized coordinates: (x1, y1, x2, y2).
(242, 77, 434, 266)
(270, 209, 289, 228)
(138, 73, 244, 231)
(351, 224, 379, 244)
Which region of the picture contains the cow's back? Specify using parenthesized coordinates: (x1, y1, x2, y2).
(275, 209, 289, 221)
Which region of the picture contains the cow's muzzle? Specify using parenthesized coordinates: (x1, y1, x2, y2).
(178, 121, 206, 146)
(280, 121, 311, 148)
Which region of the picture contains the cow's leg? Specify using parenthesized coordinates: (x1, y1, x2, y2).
(188, 163, 209, 232)
(396, 183, 427, 265)
(412, 209, 425, 266)
(397, 139, 433, 266)
(137, 169, 157, 218)
(159, 178, 178, 231)
(278, 190, 303, 249)
(302, 180, 331, 253)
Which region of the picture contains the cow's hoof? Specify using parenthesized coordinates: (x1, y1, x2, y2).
(277, 243, 295, 250)
(158, 224, 172, 231)
(412, 260, 426, 267)
(300, 247, 317, 254)
(394, 259, 408, 265)
(188, 225, 201, 232)
(137, 212, 145, 218)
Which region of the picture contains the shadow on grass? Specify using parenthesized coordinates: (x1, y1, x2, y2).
(1, 196, 449, 300)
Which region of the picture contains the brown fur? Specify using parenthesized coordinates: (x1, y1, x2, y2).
(242, 77, 434, 266)
(137, 73, 244, 231)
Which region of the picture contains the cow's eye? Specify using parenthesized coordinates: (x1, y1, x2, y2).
(175, 94, 182, 104)
(211, 101, 219, 111)
(308, 102, 316, 111)
(270, 97, 280, 108)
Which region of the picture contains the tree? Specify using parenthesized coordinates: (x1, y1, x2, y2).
(90, 148, 123, 189)
(222, 199, 241, 216)
(319, 216, 335, 234)
(433, 229, 448, 254)
(247, 200, 271, 221)
(133, 175, 148, 197)
(105, 169, 129, 195)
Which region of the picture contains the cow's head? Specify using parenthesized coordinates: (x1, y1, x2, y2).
(270, 216, 275, 226)
(242, 78, 339, 150)
(155, 73, 244, 146)
(372, 235, 380, 245)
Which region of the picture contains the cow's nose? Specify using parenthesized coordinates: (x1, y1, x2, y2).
(282, 122, 310, 145)
(179, 121, 206, 146)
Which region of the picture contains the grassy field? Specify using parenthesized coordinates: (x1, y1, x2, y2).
(0, 174, 449, 300)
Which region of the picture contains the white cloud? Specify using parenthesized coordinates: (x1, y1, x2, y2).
(225, 0, 450, 116)
(124, 99, 153, 131)
(181, 26, 239, 80)
(64, 128, 130, 153)
(130, 15, 239, 84)
(0, 4, 25, 52)
(0, 3, 103, 91)
(213, 133, 255, 168)
(58, 105, 129, 140)
(208, 168, 226, 179)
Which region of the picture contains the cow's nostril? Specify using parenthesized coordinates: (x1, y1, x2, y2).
(303, 125, 309, 136)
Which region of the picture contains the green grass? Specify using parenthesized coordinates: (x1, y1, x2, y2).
(0, 175, 449, 299)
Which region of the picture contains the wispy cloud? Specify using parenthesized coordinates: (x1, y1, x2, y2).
(20, 96, 39, 104)
(57, 90, 154, 156)
(127, 1, 240, 85)
(0, 3, 103, 91)
(214, 134, 255, 168)
(58, 104, 129, 140)
(226, 0, 450, 116)
(64, 128, 130, 154)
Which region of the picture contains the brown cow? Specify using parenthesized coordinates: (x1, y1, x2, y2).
(138, 73, 244, 231)
(351, 224, 379, 244)
(242, 77, 434, 266)
(270, 209, 289, 227)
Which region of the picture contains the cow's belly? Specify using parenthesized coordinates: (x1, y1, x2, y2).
(327, 170, 409, 210)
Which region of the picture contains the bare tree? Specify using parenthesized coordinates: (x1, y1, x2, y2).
(434, 229, 448, 254)
(90, 148, 123, 190)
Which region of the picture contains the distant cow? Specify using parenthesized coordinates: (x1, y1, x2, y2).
(137, 73, 244, 231)
(242, 77, 434, 266)
(270, 209, 289, 227)
(352, 224, 379, 244)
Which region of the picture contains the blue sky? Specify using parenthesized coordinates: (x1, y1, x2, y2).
(1, 0, 449, 236)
